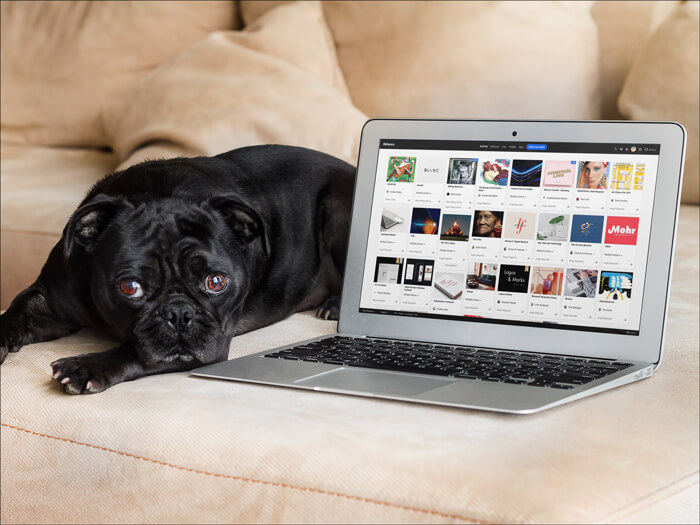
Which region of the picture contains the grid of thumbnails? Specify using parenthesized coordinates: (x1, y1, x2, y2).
(365, 153, 650, 333)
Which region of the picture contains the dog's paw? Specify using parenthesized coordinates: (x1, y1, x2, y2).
(50, 354, 114, 394)
(0, 313, 25, 365)
(316, 295, 340, 321)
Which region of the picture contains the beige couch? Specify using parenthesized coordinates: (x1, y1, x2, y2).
(1, 2, 698, 523)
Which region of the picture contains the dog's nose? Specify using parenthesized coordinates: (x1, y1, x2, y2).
(164, 302, 194, 331)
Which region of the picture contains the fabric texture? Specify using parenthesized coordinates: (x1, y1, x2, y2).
(0, 1, 235, 147)
(618, 1, 700, 205)
(100, 1, 366, 170)
(242, 1, 602, 121)
(1, 206, 698, 524)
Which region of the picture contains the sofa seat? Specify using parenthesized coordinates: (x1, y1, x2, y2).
(1, 205, 698, 524)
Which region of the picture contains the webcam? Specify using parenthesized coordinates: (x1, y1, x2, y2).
(512, 131, 517, 137)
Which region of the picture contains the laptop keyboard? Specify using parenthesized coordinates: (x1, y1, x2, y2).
(264, 336, 634, 389)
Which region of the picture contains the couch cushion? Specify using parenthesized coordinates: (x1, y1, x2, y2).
(0, 144, 118, 308)
(100, 1, 365, 170)
(618, 1, 700, 205)
(0, 1, 235, 147)
(242, 1, 601, 120)
(1, 205, 698, 524)
(591, 1, 679, 120)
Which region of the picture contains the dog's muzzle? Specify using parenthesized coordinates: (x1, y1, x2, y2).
(164, 299, 195, 332)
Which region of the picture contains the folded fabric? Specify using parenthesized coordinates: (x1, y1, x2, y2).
(100, 1, 366, 170)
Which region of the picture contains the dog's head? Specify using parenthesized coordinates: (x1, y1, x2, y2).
(62, 191, 269, 366)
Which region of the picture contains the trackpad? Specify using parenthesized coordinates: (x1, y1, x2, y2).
(295, 368, 452, 396)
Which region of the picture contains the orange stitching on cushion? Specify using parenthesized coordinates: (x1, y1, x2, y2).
(2, 423, 487, 524)
(602, 475, 699, 524)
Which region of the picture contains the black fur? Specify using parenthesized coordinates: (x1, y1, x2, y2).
(0, 145, 355, 394)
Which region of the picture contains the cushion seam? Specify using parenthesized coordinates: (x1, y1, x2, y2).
(599, 472, 700, 523)
(1, 422, 487, 524)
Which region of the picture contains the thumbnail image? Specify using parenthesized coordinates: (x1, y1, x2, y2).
(503, 211, 537, 240)
(536, 213, 570, 242)
(410, 208, 441, 235)
(440, 213, 471, 242)
(434, 273, 464, 300)
(570, 214, 604, 244)
(386, 156, 416, 183)
(542, 160, 577, 187)
(530, 267, 564, 295)
(633, 164, 645, 190)
(576, 161, 609, 189)
(599, 270, 633, 301)
(605, 216, 639, 245)
(472, 210, 504, 238)
(565, 269, 598, 299)
(380, 205, 411, 233)
(497, 265, 530, 294)
(480, 159, 510, 186)
(447, 158, 477, 185)
(466, 262, 498, 291)
(373, 257, 404, 284)
(404, 259, 435, 286)
(610, 163, 634, 190)
(510, 159, 542, 187)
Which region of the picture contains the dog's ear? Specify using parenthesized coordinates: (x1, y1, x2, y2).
(209, 195, 270, 256)
(63, 195, 124, 258)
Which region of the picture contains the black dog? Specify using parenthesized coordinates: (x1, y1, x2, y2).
(0, 145, 355, 394)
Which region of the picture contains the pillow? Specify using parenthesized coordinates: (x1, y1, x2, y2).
(592, 1, 679, 119)
(618, 1, 699, 204)
(100, 1, 365, 169)
(0, 1, 235, 147)
(242, 1, 601, 120)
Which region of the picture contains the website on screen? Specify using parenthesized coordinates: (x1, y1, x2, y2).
(358, 139, 661, 336)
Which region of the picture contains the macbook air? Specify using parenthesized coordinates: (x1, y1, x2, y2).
(192, 119, 686, 414)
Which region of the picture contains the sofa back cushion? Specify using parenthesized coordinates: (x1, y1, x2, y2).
(242, 1, 601, 120)
(618, 1, 700, 204)
(0, 1, 235, 147)
(592, 1, 679, 120)
(100, 1, 366, 169)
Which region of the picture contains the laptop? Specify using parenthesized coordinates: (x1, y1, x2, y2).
(192, 120, 686, 414)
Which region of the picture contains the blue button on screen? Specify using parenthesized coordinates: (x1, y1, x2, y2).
(526, 144, 547, 151)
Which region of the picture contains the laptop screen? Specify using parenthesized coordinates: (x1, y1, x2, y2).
(358, 139, 661, 336)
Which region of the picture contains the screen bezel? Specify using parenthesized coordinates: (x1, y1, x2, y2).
(338, 119, 685, 365)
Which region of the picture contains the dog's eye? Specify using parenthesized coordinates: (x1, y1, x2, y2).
(120, 279, 143, 298)
(205, 273, 227, 294)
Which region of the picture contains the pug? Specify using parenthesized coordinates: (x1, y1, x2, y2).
(0, 145, 355, 394)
